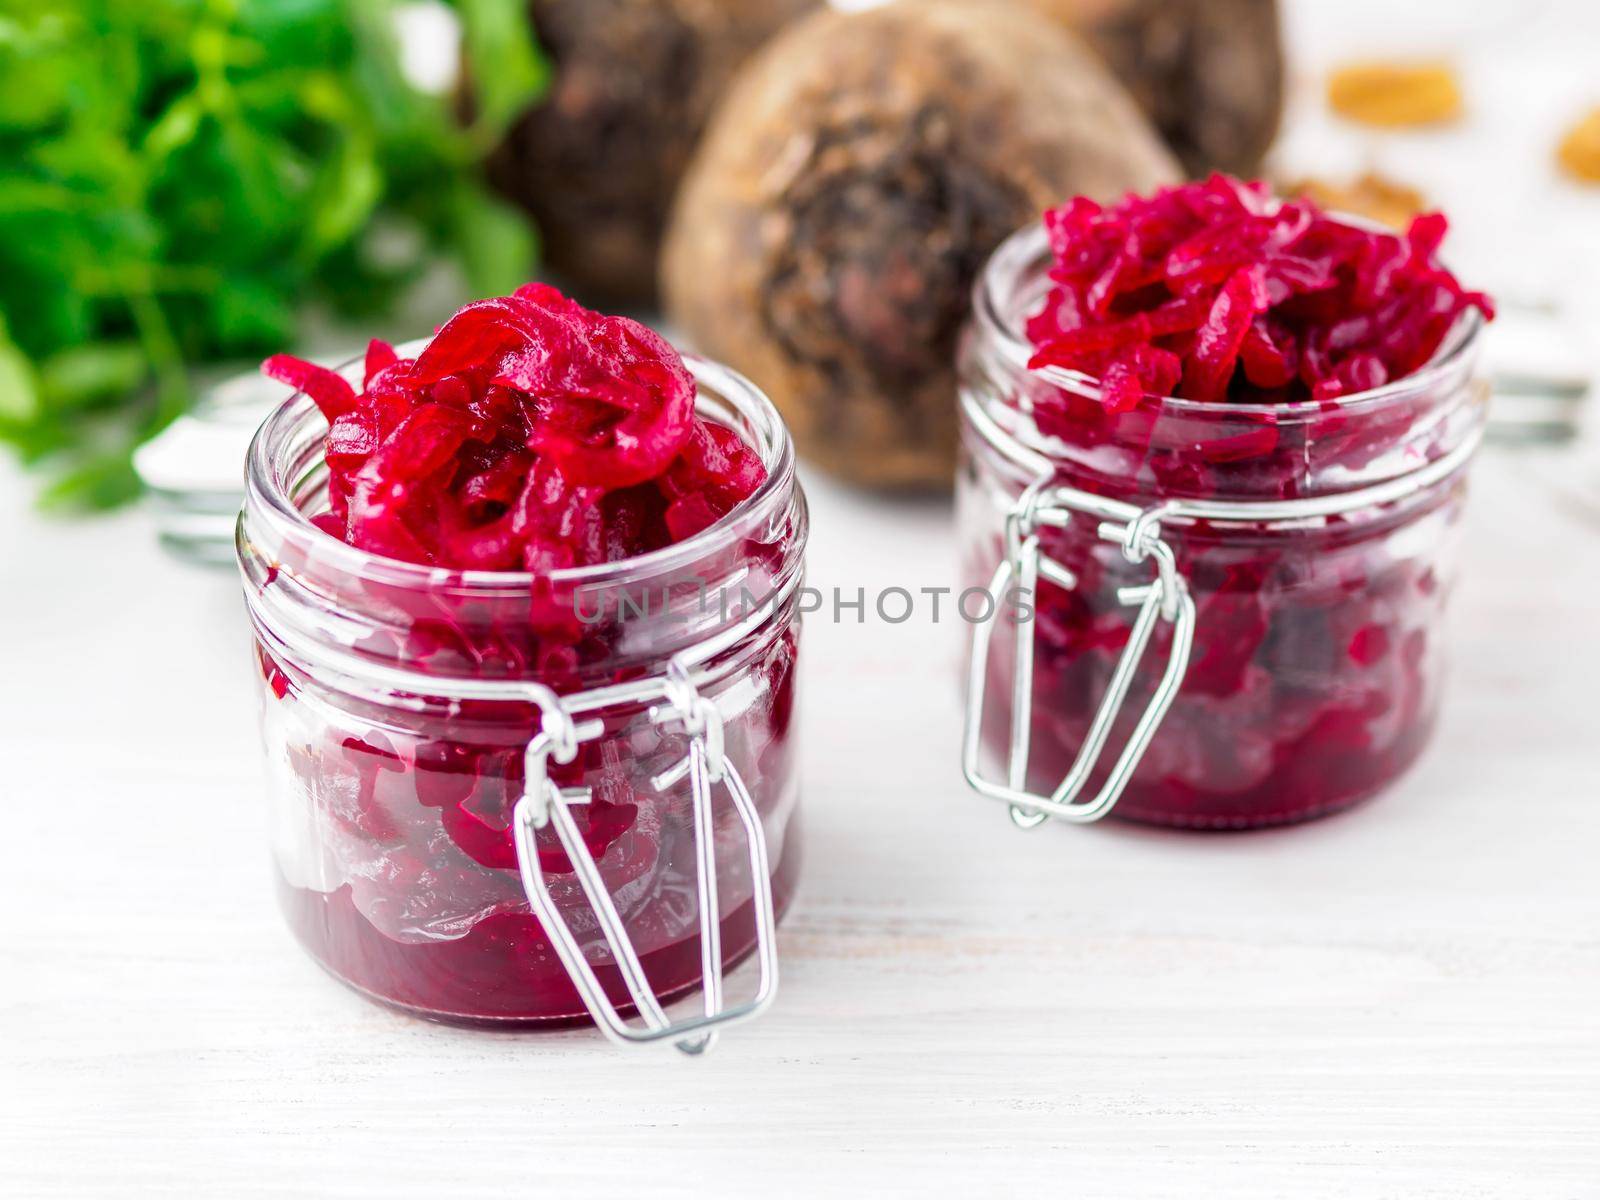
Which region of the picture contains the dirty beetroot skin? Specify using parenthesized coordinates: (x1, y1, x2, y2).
(484, 0, 820, 307)
(258, 285, 793, 1023)
(1022, 0, 1285, 177)
(662, 0, 1179, 490)
(989, 176, 1494, 829)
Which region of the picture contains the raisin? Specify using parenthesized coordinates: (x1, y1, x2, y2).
(1326, 61, 1463, 128)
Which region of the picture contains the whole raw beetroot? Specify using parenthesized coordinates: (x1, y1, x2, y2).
(662, 0, 1179, 489)
(485, 0, 818, 307)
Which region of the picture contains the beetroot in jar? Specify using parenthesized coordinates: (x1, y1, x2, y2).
(958, 178, 1491, 830)
(238, 287, 806, 1045)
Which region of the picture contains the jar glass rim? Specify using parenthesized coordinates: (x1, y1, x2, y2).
(972, 219, 1487, 421)
(243, 340, 800, 593)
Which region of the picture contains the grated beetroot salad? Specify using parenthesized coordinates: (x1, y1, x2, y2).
(960, 176, 1493, 829)
(250, 285, 800, 1024)
(262, 282, 766, 572)
(1025, 174, 1493, 414)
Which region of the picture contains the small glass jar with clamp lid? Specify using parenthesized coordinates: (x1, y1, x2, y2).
(238, 349, 805, 1053)
(957, 222, 1488, 830)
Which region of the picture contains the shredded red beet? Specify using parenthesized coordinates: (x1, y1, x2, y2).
(1026, 174, 1493, 409)
(251, 287, 799, 1022)
(262, 283, 766, 571)
(964, 176, 1494, 830)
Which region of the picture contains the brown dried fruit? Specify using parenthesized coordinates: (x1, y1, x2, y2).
(1023, 0, 1285, 177)
(1558, 107, 1600, 183)
(661, 0, 1179, 488)
(485, 0, 819, 306)
(1327, 60, 1463, 128)
(1284, 171, 1428, 230)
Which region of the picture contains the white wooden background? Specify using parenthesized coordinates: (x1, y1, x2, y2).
(4, 445, 1599, 1197)
(4, 2, 1600, 1196)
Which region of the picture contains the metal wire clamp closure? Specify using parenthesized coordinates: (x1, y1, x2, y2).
(963, 480, 1197, 830)
(961, 415, 1483, 831)
(511, 656, 779, 1057)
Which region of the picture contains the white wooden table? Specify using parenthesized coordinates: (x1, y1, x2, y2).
(2, 441, 1598, 1197)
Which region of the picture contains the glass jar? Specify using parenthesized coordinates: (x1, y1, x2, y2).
(238, 349, 806, 1050)
(957, 223, 1488, 830)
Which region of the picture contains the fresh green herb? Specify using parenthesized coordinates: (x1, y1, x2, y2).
(0, 0, 546, 508)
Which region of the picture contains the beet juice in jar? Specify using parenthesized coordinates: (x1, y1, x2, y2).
(238, 286, 806, 1049)
(958, 176, 1492, 830)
